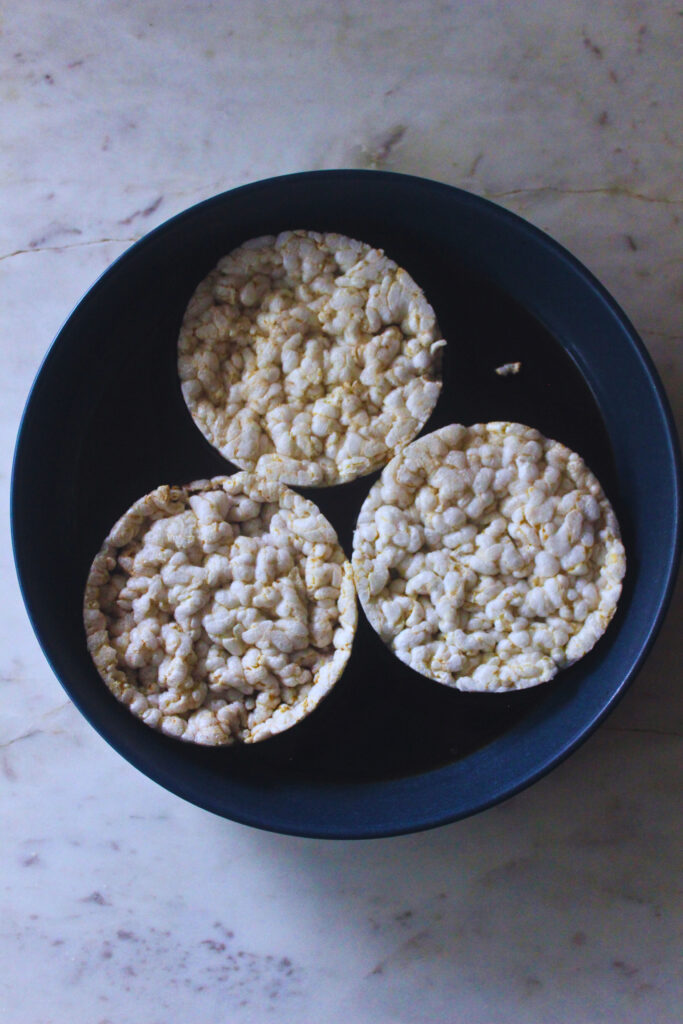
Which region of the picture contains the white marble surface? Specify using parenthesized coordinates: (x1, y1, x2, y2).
(1, 2, 681, 1021)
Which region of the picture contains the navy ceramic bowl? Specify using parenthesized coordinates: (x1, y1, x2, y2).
(12, 170, 681, 838)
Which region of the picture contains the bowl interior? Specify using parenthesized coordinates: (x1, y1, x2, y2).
(12, 171, 680, 836)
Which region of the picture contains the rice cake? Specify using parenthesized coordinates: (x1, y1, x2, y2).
(352, 422, 626, 691)
(84, 473, 357, 744)
(178, 230, 445, 486)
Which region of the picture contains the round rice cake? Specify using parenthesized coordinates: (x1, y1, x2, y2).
(178, 230, 445, 486)
(352, 422, 626, 691)
(83, 473, 357, 745)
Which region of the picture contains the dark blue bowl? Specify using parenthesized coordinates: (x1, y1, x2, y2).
(12, 171, 681, 838)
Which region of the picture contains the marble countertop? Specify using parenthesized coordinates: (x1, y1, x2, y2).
(2, 2, 681, 1021)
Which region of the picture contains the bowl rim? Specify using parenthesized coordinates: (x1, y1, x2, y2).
(11, 169, 683, 838)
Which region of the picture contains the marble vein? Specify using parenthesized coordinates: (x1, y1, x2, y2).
(0, 237, 138, 262)
(0, 701, 72, 748)
(484, 185, 683, 205)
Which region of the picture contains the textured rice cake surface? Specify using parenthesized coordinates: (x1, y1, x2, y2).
(352, 422, 626, 691)
(84, 473, 357, 745)
(178, 230, 444, 486)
